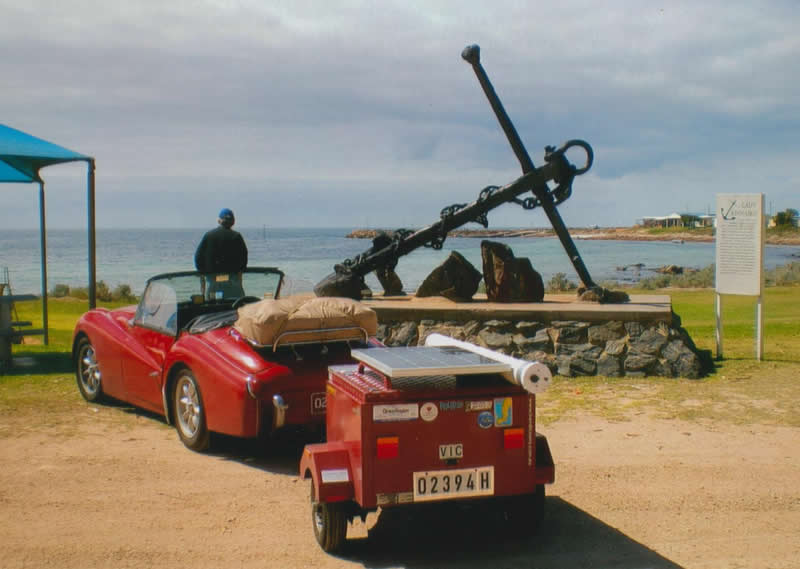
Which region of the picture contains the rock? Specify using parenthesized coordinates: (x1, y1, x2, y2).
(624, 321, 645, 338)
(513, 328, 551, 353)
(555, 343, 603, 359)
(377, 315, 707, 379)
(597, 353, 622, 377)
(515, 321, 543, 334)
(416, 251, 482, 301)
(577, 286, 631, 304)
(484, 319, 513, 331)
(480, 240, 544, 302)
(629, 328, 668, 355)
(388, 321, 418, 346)
(477, 329, 513, 351)
(604, 338, 628, 356)
(658, 264, 684, 274)
(572, 356, 598, 376)
(588, 321, 626, 345)
(654, 358, 674, 377)
(548, 323, 588, 345)
(624, 351, 657, 373)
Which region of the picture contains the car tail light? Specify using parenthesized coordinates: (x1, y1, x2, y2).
(504, 427, 524, 450)
(376, 436, 399, 459)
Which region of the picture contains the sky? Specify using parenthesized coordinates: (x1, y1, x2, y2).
(2, 0, 798, 230)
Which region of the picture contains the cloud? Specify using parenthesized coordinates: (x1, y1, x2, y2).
(2, 0, 798, 229)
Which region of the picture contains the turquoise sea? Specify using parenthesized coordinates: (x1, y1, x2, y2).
(1, 227, 798, 296)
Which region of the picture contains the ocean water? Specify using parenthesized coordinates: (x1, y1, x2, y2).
(1, 227, 798, 296)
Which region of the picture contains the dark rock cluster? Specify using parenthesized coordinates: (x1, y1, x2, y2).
(376, 316, 711, 379)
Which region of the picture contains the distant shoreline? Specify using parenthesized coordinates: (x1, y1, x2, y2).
(346, 227, 800, 246)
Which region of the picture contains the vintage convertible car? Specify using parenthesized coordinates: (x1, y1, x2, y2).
(72, 267, 378, 452)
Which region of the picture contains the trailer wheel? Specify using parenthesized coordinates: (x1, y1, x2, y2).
(311, 482, 348, 553)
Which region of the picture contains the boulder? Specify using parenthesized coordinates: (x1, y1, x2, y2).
(416, 251, 482, 301)
(480, 240, 544, 302)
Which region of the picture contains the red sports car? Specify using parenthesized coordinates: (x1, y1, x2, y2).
(72, 268, 376, 452)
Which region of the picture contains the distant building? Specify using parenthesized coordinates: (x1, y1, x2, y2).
(637, 212, 715, 228)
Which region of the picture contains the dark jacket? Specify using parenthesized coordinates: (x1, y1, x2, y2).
(194, 225, 248, 273)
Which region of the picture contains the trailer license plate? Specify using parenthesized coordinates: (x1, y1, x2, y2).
(413, 466, 494, 502)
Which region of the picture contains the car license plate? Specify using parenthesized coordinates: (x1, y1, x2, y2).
(413, 466, 494, 502)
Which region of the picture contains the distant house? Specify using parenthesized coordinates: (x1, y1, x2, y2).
(638, 212, 715, 228)
(638, 212, 683, 228)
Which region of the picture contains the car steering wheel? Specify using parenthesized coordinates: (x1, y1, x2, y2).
(232, 296, 261, 309)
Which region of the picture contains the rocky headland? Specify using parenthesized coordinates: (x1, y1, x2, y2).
(347, 227, 800, 245)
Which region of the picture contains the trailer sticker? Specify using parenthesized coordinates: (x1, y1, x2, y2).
(494, 397, 513, 427)
(439, 400, 464, 411)
(321, 469, 349, 483)
(477, 412, 493, 429)
(466, 400, 492, 412)
(373, 403, 419, 422)
(420, 402, 438, 422)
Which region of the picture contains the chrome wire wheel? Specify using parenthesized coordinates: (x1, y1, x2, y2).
(75, 338, 103, 402)
(173, 370, 209, 451)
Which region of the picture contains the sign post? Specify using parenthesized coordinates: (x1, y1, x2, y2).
(714, 193, 765, 360)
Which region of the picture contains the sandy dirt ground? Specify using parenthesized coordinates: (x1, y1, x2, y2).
(1, 400, 798, 569)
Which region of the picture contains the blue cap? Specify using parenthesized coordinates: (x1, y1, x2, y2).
(219, 208, 234, 221)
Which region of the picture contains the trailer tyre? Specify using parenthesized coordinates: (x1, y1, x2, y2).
(311, 482, 348, 553)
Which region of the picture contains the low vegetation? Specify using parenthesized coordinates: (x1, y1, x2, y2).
(51, 280, 137, 303)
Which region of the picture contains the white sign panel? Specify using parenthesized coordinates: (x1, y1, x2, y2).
(715, 194, 764, 296)
(373, 403, 419, 422)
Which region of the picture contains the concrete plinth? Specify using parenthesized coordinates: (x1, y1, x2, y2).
(362, 294, 672, 325)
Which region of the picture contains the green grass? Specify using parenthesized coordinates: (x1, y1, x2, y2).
(2, 292, 799, 431)
(536, 286, 800, 427)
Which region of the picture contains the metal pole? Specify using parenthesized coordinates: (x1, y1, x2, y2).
(38, 181, 49, 345)
(756, 295, 763, 361)
(87, 159, 97, 309)
(715, 292, 723, 360)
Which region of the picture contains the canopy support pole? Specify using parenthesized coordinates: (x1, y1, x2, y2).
(38, 181, 49, 345)
(87, 159, 96, 309)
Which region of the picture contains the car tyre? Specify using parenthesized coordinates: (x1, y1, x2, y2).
(75, 336, 104, 402)
(311, 481, 348, 553)
(173, 369, 210, 452)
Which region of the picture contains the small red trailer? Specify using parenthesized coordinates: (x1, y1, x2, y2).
(300, 336, 555, 552)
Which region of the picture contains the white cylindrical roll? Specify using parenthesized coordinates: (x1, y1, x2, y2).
(424, 333, 551, 393)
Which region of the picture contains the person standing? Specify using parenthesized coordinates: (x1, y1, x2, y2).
(195, 209, 248, 299)
(195, 208, 248, 274)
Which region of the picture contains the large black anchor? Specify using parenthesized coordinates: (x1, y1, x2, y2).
(314, 44, 622, 302)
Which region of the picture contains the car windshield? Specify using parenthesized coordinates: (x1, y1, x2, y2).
(134, 267, 284, 335)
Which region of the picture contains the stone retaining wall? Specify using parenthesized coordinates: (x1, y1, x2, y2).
(376, 315, 709, 379)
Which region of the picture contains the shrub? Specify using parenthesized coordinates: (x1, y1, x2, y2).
(51, 283, 70, 298)
(546, 272, 578, 292)
(111, 284, 137, 302)
(767, 262, 800, 286)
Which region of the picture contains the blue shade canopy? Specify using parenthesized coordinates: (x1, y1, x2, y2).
(0, 124, 97, 347)
(0, 124, 90, 182)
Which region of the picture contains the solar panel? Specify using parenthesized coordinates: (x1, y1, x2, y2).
(349, 346, 510, 378)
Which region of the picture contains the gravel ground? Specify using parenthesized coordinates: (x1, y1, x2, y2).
(2, 400, 798, 569)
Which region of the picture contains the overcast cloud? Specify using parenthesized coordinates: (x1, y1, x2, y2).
(2, 0, 798, 229)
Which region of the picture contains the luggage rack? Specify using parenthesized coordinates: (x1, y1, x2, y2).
(242, 325, 371, 352)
